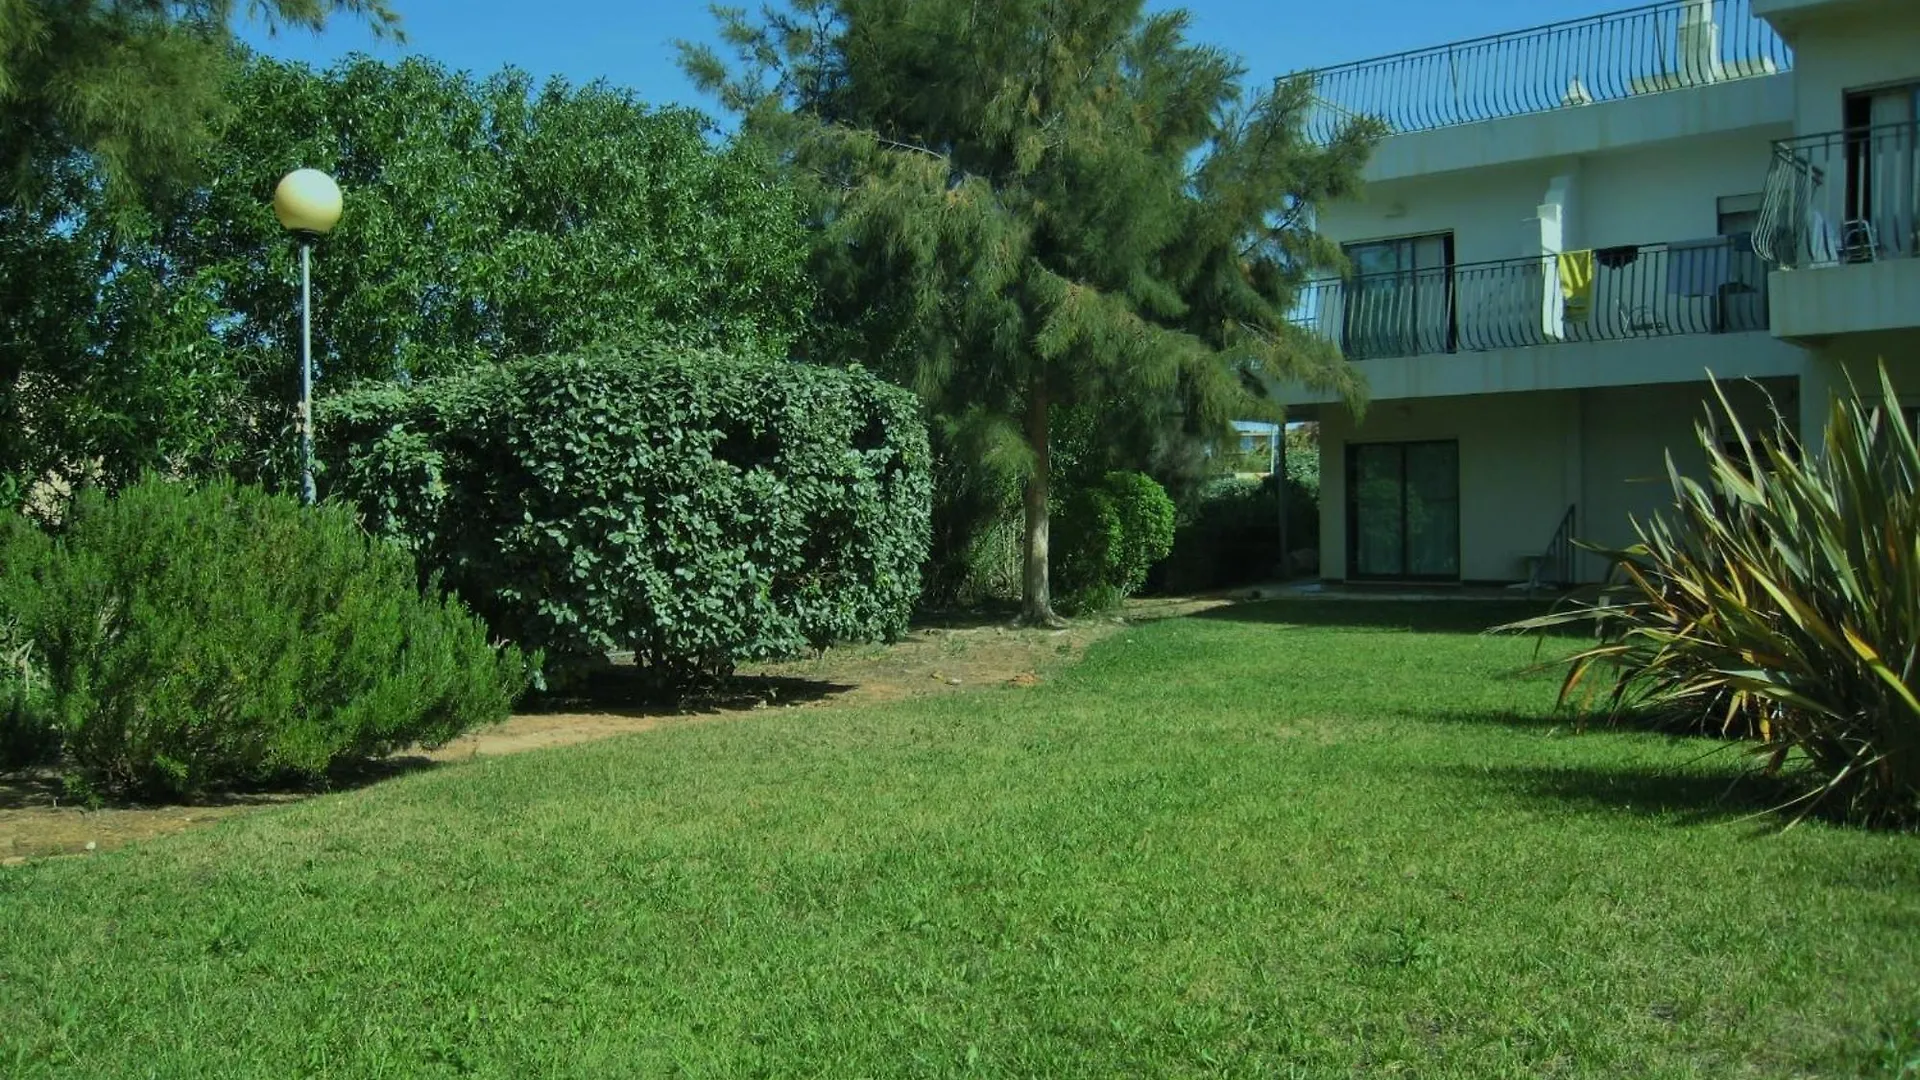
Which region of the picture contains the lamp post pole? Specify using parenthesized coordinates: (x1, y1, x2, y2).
(272, 168, 342, 507)
(298, 237, 316, 506)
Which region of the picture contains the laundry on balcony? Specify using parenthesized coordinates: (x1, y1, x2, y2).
(1558, 249, 1595, 321)
(1595, 245, 1641, 269)
(1667, 239, 1733, 296)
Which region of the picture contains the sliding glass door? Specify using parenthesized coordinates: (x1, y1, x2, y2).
(1347, 440, 1461, 581)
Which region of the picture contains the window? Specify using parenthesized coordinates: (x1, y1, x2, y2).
(1718, 193, 1763, 240)
(1340, 233, 1455, 360)
(1714, 194, 1769, 332)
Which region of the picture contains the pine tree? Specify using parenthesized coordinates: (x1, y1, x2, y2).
(0, 0, 397, 202)
(684, 0, 1378, 623)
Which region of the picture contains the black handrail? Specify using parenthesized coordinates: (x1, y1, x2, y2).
(1538, 504, 1579, 590)
(1293, 0, 1791, 143)
(1288, 237, 1769, 360)
(1754, 120, 1920, 268)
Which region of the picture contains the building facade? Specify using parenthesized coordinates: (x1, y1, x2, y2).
(1274, 0, 1919, 586)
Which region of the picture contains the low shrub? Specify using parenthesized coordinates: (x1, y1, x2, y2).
(0, 478, 533, 797)
(1502, 368, 1919, 825)
(1053, 471, 1176, 613)
(320, 346, 933, 691)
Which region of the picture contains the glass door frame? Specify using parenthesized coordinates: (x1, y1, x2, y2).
(1343, 438, 1463, 583)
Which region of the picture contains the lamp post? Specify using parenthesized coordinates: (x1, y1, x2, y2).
(272, 168, 343, 506)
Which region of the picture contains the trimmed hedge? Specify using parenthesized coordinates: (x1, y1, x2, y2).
(319, 347, 933, 689)
(0, 478, 532, 797)
(1054, 471, 1177, 613)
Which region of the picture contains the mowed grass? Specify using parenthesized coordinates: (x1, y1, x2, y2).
(4, 601, 1918, 1079)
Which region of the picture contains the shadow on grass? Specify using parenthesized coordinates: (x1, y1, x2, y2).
(1394, 707, 1589, 733)
(522, 666, 856, 720)
(1436, 757, 1805, 827)
(0, 755, 445, 812)
(1189, 598, 1586, 636)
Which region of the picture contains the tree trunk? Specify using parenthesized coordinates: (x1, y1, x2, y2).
(1021, 375, 1064, 627)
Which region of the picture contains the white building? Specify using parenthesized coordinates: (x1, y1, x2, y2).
(1274, 0, 1919, 586)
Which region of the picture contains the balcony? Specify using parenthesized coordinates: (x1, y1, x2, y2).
(1290, 238, 1769, 361)
(1295, 0, 1792, 144)
(1755, 122, 1920, 269)
(1753, 121, 1920, 339)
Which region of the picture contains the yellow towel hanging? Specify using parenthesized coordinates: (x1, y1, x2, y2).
(1559, 249, 1595, 322)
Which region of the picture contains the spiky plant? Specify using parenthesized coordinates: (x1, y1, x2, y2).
(1502, 365, 1919, 825)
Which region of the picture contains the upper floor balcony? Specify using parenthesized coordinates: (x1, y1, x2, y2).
(1289, 237, 1770, 362)
(1295, 0, 1793, 145)
(1755, 121, 1920, 268)
(1753, 119, 1920, 339)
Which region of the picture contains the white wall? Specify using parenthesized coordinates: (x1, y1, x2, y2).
(1317, 381, 1794, 584)
(1323, 127, 1786, 259)
(1363, 75, 1793, 184)
(1318, 392, 1580, 582)
(1579, 379, 1788, 577)
(1270, 332, 1808, 407)
(1770, 2, 1920, 134)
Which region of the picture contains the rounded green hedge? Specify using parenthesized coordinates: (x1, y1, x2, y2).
(320, 346, 933, 690)
(1054, 471, 1177, 613)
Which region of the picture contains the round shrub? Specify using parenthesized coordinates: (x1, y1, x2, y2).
(319, 346, 933, 692)
(0, 477, 533, 797)
(1054, 471, 1176, 613)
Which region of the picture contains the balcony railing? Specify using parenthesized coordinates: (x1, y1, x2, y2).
(1289, 238, 1768, 361)
(1754, 121, 1920, 269)
(1295, 0, 1791, 143)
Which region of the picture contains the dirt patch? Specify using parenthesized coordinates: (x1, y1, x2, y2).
(1, 594, 1233, 864)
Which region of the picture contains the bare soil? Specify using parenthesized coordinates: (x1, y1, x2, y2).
(1, 594, 1231, 865)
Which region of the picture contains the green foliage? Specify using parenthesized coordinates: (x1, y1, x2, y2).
(0, 0, 395, 203)
(1502, 368, 1920, 825)
(1, 53, 813, 509)
(1285, 422, 1322, 501)
(0, 534, 54, 768)
(1157, 472, 1319, 593)
(1053, 471, 1176, 613)
(320, 347, 932, 691)
(683, 0, 1378, 619)
(0, 477, 531, 797)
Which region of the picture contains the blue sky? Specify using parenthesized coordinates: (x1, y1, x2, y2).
(240, 0, 1634, 119)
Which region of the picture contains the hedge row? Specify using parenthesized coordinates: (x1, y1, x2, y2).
(319, 347, 933, 689)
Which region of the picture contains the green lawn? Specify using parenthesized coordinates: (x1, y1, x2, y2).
(4, 601, 1917, 1079)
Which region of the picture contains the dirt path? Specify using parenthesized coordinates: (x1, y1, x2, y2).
(2, 595, 1231, 864)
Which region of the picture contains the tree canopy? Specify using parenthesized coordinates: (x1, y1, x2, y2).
(683, 0, 1379, 622)
(0, 54, 815, 504)
(0, 0, 397, 202)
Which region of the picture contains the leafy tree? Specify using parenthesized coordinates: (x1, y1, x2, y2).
(0, 0, 397, 202)
(683, 0, 1379, 623)
(0, 54, 815, 503)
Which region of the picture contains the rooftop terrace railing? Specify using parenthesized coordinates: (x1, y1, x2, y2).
(1288, 237, 1769, 360)
(1293, 0, 1792, 143)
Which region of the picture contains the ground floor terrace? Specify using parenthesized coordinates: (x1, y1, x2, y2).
(1300, 343, 1919, 587)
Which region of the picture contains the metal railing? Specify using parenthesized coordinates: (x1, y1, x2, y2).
(1288, 237, 1769, 361)
(1534, 505, 1579, 592)
(1294, 0, 1791, 143)
(1754, 121, 1920, 269)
